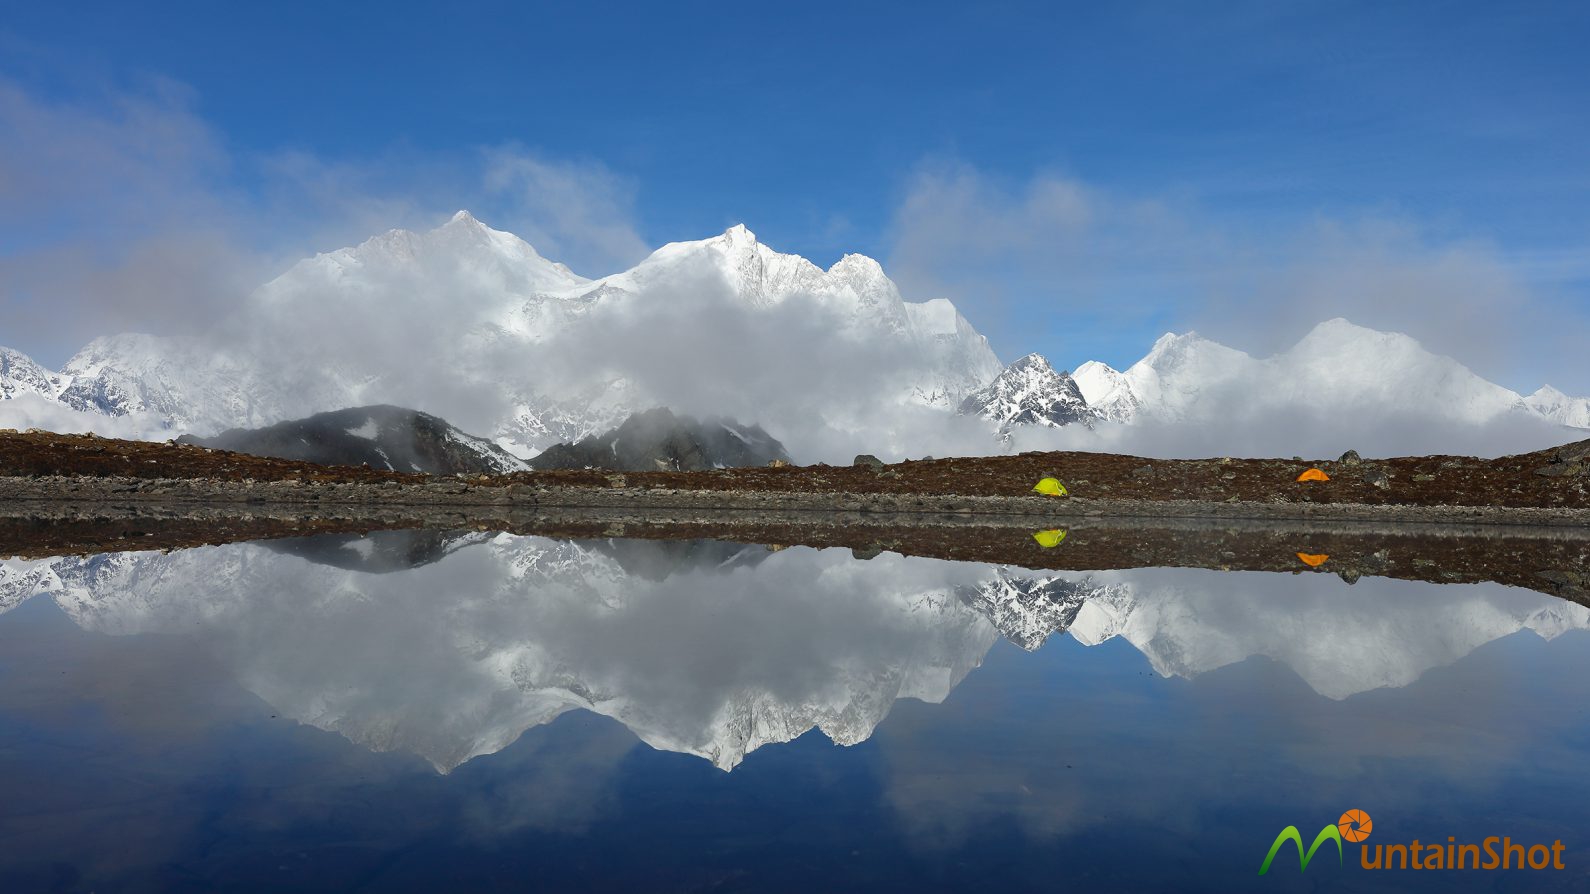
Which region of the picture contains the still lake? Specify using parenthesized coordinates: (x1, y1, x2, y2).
(1, 531, 1587, 892)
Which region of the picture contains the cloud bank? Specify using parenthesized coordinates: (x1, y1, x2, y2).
(887, 162, 1590, 397)
(0, 77, 650, 368)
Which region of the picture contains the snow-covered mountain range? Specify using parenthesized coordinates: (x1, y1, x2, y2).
(1526, 385, 1590, 430)
(0, 213, 1000, 458)
(1070, 320, 1548, 427)
(1, 212, 1586, 458)
(3, 538, 1582, 772)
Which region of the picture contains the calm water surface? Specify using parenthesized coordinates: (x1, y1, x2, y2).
(1, 531, 1587, 892)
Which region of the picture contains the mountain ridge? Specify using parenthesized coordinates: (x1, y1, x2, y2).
(1, 213, 1002, 458)
(2, 216, 1587, 457)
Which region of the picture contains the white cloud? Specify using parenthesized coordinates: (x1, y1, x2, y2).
(483, 149, 650, 277)
(0, 394, 169, 439)
(0, 78, 657, 368)
(886, 162, 1590, 396)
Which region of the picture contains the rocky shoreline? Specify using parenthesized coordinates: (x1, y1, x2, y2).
(5, 428, 1590, 510)
(2, 494, 1586, 606)
(3, 472, 1589, 527)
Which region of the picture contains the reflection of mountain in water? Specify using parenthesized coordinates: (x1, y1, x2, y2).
(1071, 568, 1590, 699)
(2, 538, 1585, 770)
(261, 529, 494, 574)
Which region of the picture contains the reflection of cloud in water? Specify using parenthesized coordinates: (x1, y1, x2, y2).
(2, 538, 1008, 770)
(1073, 568, 1589, 699)
(1, 539, 1584, 774)
(879, 572, 1590, 851)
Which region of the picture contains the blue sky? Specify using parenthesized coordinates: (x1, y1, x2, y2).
(3, 1, 1588, 390)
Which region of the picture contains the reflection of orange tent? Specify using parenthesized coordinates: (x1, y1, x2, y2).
(1296, 552, 1329, 567)
(1296, 468, 1330, 482)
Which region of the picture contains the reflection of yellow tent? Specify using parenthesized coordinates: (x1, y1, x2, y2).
(1033, 477, 1069, 496)
(1033, 529, 1067, 548)
(1296, 552, 1329, 567)
(1296, 468, 1330, 482)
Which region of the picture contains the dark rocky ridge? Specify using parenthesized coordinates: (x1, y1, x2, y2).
(530, 407, 790, 472)
(177, 405, 524, 475)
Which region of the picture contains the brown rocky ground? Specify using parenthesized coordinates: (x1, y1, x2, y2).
(2, 429, 1587, 509)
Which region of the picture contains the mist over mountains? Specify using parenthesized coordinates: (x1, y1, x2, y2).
(1, 212, 1586, 462)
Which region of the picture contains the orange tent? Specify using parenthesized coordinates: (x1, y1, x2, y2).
(1296, 552, 1329, 567)
(1296, 468, 1330, 482)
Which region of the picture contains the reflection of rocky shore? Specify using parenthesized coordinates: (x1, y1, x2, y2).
(3, 502, 1588, 603)
(2, 536, 1586, 771)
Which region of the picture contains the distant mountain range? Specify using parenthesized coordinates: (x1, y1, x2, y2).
(1, 212, 1586, 457)
(173, 404, 787, 474)
(960, 319, 1590, 438)
(0, 213, 998, 457)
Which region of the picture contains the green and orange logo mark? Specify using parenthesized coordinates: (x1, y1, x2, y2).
(1259, 810, 1370, 875)
(1339, 809, 1373, 842)
(1262, 809, 1565, 874)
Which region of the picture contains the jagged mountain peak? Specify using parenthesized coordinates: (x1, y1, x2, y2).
(1137, 329, 1250, 369)
(321, 210, 573, 276)
(652, 222, 772, 259)
(0, 346, 64, 401)
(827, 252, 886, 277)
(958, 352, 1094, 435)
(720, 222, 757, 243)
(1291, 316, 1426, 358)
(1527, 384, 1590, 429)
(620, 224, 826, 305)
(1007, 352, 1055, 372)
(1072, 360, 1141, 424)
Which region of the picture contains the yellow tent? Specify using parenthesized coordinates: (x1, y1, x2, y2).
(1033, 477, 1069, 496)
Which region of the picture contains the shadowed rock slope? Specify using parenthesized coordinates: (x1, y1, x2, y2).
(529, 407, 790, 472)
(178, 405, 526, 475)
